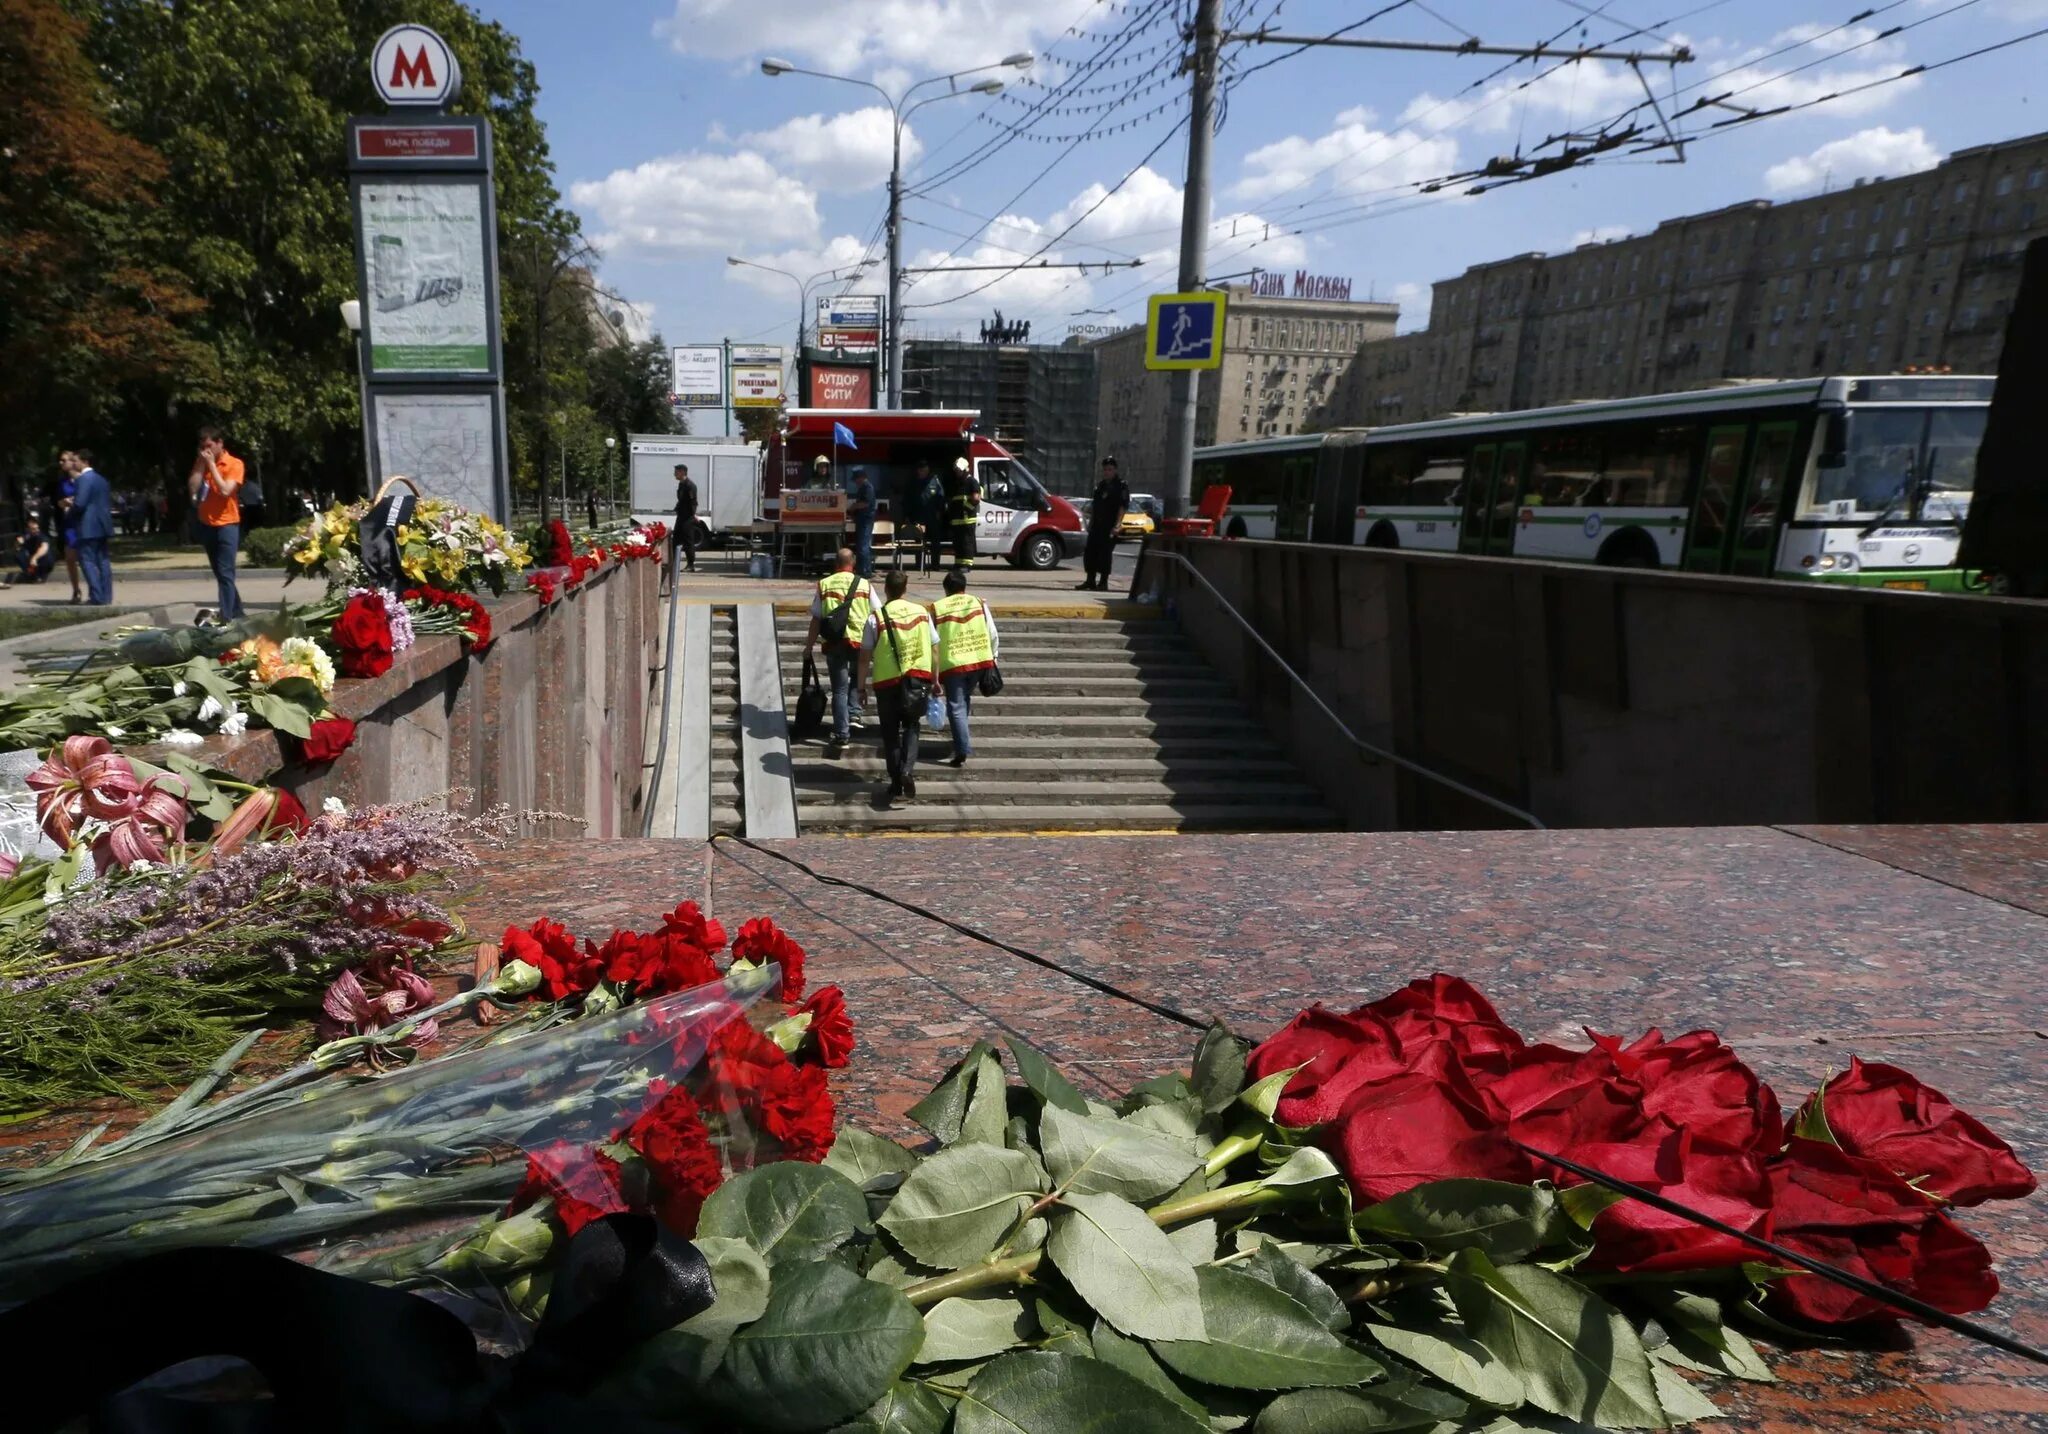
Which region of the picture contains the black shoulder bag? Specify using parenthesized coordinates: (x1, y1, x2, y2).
(793, 653, 827, 740)
(881, 602, 934, 708)
(817, 578, 862, 645)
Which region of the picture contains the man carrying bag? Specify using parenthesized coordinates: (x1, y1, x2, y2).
(862, 569, 934, 805)
(931, 568, 999, 768)
(802, 547, 872, 757)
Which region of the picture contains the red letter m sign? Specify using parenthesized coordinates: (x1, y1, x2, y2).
(389, 45, 438, 90)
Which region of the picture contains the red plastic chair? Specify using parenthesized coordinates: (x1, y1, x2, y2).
(1159, 484, 1232, 538)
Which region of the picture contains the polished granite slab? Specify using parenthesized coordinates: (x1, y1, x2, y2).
(458, 824, 2048, 1432)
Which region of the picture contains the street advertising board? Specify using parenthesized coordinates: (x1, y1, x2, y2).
(356, 179, 494, 376)
(815, 295, 882, 354)
(779, 489, 848, 527)
(807, 363, 873, 409)
(672, 345, 725, 407)
(730, 344, 785, 408)
(368, 388, 506, 519)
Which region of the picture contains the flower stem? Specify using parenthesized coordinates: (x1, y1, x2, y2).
(1202, 1127, 1267, 1178)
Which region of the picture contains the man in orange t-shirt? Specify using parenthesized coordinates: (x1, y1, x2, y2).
(189, 426, 245, 620)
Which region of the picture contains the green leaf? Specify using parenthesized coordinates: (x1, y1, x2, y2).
(919, 1296, 1035, 1364)
(246, 690, 312, 738)
(1120, 1073, 1195, 1111)
(1364, 1318, 1524, 1408)
(678, 1236, 772, 1371)
(908, 1041, 1008, 1147)
(1650, 1362, 1721, 1425)
(1357, 1180, 1572, 1264)
(1790, 1083, 1835, 1145)
(713, 1262, 924, 1432)
(1166, 1217, 1217, 1263)
(1121, 1097, 1208, 1152)
(1260, 1146, 1342, 1191)
(1151, 1265, 1383, 1391)
(1442, 1248, 1666, 1430)
(1633, 1292, 1772, 1383)
(697, 1162, 872, 1267)
(1090, 1322, 1210, 1421)
(180, 656, 237, 706)
(1192, 1024, 1249, 1114)
(1556, 1183, 1628, 1229)
(879, 1143, 1047, 1270)
(1238, 1063, 1305, 1121)
(830, 1382, 952, 1434)
(862, 1242, 940, 1289)
(1041, 1104, 1203, 1204)
(1253, 1379, 1467, 1433)
(828, 1128, 920, 1192)
(1006, 1036, 1091, 1114)
(1045, 1191, 1205, 1342)
(1241, 1244, 1350, 1333)
(954, 1352, 1208, 1434)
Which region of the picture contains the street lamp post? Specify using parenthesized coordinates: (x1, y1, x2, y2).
(761, 51, 1031, 408)
(726, 256, 881, 402)
(605, 435, 617, 526)
(339, 300, 370, 498)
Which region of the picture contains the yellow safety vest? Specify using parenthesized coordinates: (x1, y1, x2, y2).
(870, 599, 934, 688)
(932, 593, 995, 676)
(815, 571, 872, 648)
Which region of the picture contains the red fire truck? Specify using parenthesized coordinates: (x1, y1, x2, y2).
(767, 409, 1085, 569)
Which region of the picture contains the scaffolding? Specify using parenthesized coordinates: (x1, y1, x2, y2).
(902, 341, 1098, 495)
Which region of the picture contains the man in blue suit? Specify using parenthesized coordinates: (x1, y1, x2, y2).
(60, 450, 113, 605)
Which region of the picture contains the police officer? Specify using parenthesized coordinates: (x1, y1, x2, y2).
(861, 569, 934, 804)
(915, 460, 947, 572)
(932, 567, 998, 768)
(944, 456, 980, 571)
(1080, 455, 1129, 591)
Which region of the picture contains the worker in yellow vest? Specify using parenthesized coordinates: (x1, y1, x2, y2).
(803, 546, 873, 756)
(932, 567, 999, 767)
(861, 568, 934, 803)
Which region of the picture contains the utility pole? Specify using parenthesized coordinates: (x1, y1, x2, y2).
(1164, 0, 1222, 521)
(887, 130, 904, 410)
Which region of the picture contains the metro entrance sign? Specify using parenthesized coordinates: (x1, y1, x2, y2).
(1144, 291, 1226, 371)
(371, 25, 462, 108)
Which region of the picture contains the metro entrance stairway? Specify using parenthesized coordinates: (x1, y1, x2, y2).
(774, 613, 1338, 833)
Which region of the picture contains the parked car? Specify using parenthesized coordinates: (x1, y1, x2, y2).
(1120, 492, 1163, 537)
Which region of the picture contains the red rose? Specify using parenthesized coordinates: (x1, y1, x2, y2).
(1590, 1027, 1783, 1154)
(1245, 1006, 1408, 1127)
(1574, 1119, 1773, 1275)
(793, 984, 856, 1068)
(267, 789, 310, 836)
(333, 593, 395, 679)
(1473, 1041, 1644, 1152)
(731, 916, 805, 1001)
(508, 1141, 627, 1235)
(1797, 1058, 2036, 1207)
(300, 716, 357, 764)
(1357, 974, 1526, 1070)
(500, 917, 602, 1001)
(1765, 1138, 1999, 1327)
(625, 1084, 727, 1236)
(548, 519, 575, 567)
(1328, 1047, 1532, 1202)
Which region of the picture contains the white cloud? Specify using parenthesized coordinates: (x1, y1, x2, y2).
(1234, 106, 1461, 202)
(1388, 282, 1430, 334)
(1573, 225, 1631, 247)
(571, 151, 820, 256)
(657, 0, 1068, 76)
(1764, 125, 1942, 194)
(740, 107, 921, 192)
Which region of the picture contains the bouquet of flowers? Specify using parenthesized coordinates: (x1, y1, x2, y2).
(287, 498, 530, 595)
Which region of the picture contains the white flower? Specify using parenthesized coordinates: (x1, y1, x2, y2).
(322, 797, 348, 817)
(220, 711, 249, 737)
(172, 681, 188, 698)
(483, 548, 505, 566)
(277, 637, 336, 694)
(103, 724, 125, 738)
(197, 695, 224, 723)
(160, 729, 205, 747)
(126, 858, 156, 875)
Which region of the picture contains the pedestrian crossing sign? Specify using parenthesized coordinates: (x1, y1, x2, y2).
(1144, 292, 1226, 370)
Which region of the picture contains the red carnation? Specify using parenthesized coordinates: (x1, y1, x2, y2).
(300, 716, 357, 764)
(333, 593, 395, 679)
(1590, 1027, 1783, 1154)
(1765, 1138, 1999, 1327)
(547, 519, 575, 567)
(1797, 1058, 2036, 1207)
(527, 571, 558, 604)
(456, 595, 493, 654)
(707, 1019, 835, 1163)
(792, 984, 856, 1068)
(1245, 1006, 1408, 1128)
(625, 1084, 728, 1236)
(595, 927, 721, 998)
(508, 1141, 628, 1236)
(661, 900, 728, 954)
(499, 917, 602, 1001)
(1573, 1120, 1773, 1275)
(731, 916, 806, 1001)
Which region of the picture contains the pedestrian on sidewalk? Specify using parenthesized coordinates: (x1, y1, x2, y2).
(1079, 454, 1128, 591)
(188, 426, 245, 621)
(846, 465, 877, 578)
(62, 450, 114, 605)
(803, 546, 872, 756)
(932, 567, 998, 768)
(863, 568, 933, 805)
(915, 460, 946, 572)
(944, 456, 980, 572)
(673, 462, 699, 573)
(8, 517, 54, 585)
(51, 467, 81, 603)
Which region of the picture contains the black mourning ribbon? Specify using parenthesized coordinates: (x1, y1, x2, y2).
(0, 1214, 720, 1434)
(357, 491, 416, 590)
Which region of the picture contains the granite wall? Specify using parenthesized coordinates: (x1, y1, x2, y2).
(1142, 536, 2048, 830)
(133, 560, 661, 838)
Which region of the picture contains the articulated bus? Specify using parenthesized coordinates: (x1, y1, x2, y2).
(1191, 375, 1994, 589)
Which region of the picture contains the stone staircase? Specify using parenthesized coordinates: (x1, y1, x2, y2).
(775, 614, 1338, 832)
(709, 607, 744, 834)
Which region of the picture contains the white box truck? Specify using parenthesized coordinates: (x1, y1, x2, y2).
(628, 435, 762, 547)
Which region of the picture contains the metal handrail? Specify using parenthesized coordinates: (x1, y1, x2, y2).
(1139, 547, 1546, 830)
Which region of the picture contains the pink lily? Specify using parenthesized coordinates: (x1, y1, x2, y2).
(318, 962, 440, 1055)
(26, 735, 146, 845)
(85, 776, 188, 875)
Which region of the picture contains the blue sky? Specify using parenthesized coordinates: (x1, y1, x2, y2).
(472, 0, 2048, 356)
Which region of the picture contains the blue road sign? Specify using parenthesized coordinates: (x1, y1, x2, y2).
(1145, 292, 1226, 371)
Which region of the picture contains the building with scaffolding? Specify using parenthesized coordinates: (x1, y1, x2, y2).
(901, 338, 1100, 495)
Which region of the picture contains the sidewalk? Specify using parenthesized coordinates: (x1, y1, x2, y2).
(668, 544, 1146, 615)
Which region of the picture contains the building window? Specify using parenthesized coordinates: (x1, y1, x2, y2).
(1955, 182, 1970, 203)
(2026, 201, 2039, 226)
(1817, 215, 1829, 235)
(1997, 174, 2015, 196)
(1872, 201, 1884, 223)
(2031, 169, 2045, 190)
(1888, 257, 1903, 277)
(1905, 194, 1918, 215)
(1811, 246, 1823, 263)
(1925, 308, 1938, 328)
(1778, 276, 1792, 295)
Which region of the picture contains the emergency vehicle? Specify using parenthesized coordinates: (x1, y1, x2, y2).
(768, 409, 1085, 569)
